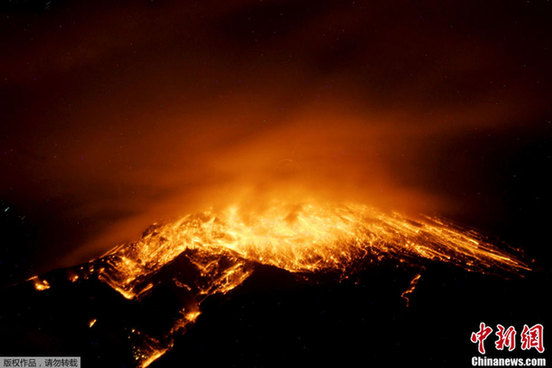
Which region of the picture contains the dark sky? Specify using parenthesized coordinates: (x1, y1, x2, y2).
(1, 0, 551, 275)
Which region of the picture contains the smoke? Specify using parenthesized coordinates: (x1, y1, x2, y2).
(1, 0, 550, 271)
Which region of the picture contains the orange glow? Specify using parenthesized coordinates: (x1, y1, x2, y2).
(3, 3, 548, 367)
(401, 273, 422, 307)
(85, 197, 528, 367)
(184, 311, 201, 323)
(129, 328, 171, 368)
(98, 200, 527, 300)
(30, 276, 51, 291)
(138, 346, 168, 368)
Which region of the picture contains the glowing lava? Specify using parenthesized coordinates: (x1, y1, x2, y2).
(29, 200, 528, 367)
(79, 200, 528, 367)
(29, 276, 51, 291)
(98, 201, 527, 299)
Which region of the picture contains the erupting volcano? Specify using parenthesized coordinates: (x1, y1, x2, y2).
(1, 1, 550, 367)
(26, 198, 529, 367)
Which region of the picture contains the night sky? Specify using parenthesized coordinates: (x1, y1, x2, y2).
(1, 0, 551, 279)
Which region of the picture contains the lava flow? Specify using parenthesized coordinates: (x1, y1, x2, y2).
(31, 199, 530, 367)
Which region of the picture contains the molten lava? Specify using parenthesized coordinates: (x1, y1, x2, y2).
(34, 200, 529, 367)
(79, 200, 526, 367)
(98, 201, 527, 297)
(30, 275, 51, 291)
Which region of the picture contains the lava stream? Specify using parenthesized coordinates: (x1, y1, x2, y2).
(35, 200, 529, 367)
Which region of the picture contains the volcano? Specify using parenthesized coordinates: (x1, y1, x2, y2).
(1, 0, 551, 367)
(1, 200, 547, 368)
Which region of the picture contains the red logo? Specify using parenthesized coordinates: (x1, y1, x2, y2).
(521, 324, 545, 353)
(471, 322, 493, 354)
(495, 324, 516, 351)
(471, 323, 545, 354)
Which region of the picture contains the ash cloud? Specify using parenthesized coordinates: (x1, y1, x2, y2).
(0, 0, 551, 272)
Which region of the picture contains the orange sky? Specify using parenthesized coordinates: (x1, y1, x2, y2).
(1, 0, 551, 271)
